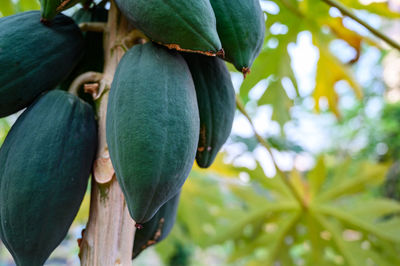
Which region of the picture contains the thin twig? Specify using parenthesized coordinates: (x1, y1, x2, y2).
(235, 96, 307, 209)
(79, 22, 108, 33)
(68, 71, 104, 96)
(321, 0, 400, 51)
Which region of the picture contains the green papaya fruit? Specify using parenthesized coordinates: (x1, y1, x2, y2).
(58, 6, 108, 98)
(114, 0, 223, 56)
(183, 54, 236, 168)
(106, 43, 199, 224)
(210, 0, 265, 75)
(0, 90, 97, 266)
(0, 11, 84, 118)
(132, 192, 180, 259)
(40, 0, 83, 21)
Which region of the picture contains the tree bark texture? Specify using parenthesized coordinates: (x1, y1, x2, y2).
(79, 1, 136, 265)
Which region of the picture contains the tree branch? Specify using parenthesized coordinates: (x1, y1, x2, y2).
(68, 71, 103, 96)
(235, 96, 308, 209)
(79, 22, 108, 33)
(321, 0, 400, 51)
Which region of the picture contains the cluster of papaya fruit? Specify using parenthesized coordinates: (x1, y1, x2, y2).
(0, 0, 264, 264)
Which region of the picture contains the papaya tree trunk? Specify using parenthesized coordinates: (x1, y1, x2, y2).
(79, 1, 136, 265)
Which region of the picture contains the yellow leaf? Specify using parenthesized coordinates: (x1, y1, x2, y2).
(324, 17, 363, 63)
(314, 44, 362, 116)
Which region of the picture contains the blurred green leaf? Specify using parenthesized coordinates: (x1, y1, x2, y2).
(0, 0, 15, 17)
(0, 119, 10, 146)
(341, 0, 400, 18)
(316, 161, 389, 201)
(315, 204, 400, 243)
(18, 0, 40, 12)
(308, 156, 327, 199)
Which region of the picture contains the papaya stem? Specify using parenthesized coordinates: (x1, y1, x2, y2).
(79, 1, 136, 264)
(68, 71, 103, 96)
(321, 0, 400, 51)
(79, 22, 108, 33)
(235, 96, 308, 210)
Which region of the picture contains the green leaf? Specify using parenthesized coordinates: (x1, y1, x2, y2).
(308, 156, 327, 199)
(237, 162, 295, 200)
(314, 204, 400, 243)
(209, 202, 299, 245)
(18, 0, 40, 12)
(314, 213, 400, 266)
(0, 0, 15, 17)
(258, 79, 293, 126)
(341, 0, 400, 19)
(304, 213, 326, 265)
(313, 44, 362, 117)
(227, 211, 301, 263)
(316, 162, 389, 201)
(0, 119, 10, 146)
(313, 213, 361, 266)
(342, 198, 400, 223)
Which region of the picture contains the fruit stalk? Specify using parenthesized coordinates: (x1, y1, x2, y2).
(79, 1, 136, 265)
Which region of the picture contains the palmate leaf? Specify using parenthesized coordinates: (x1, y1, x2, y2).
(316, 161, 389, 201)
(314, 213, 400, 266)
(308, 156, 327, 199)
(227, 211, 301, 264)
(339, 198, 400, 223)
(314, 203, 400, 243)
(210, 203, 299, 246)
(237, 162, 295, 200)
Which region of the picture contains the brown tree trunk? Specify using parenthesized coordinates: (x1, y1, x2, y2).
(79, 1, 136, 265)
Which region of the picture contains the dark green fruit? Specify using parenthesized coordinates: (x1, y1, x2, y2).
(114, 0, 223, 56)
(58, 6, 108, 98)
(133, 192, 180, 259)
(40, 0, 82, 21)
(183, 54, 236, 168)
(106, 43, 199, 224)
(0, 11, 83, 118)
(0, 90, 97, 266)
(210, 0, 265, 75)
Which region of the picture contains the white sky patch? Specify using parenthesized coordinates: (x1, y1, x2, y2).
(330, 39, 357, 63)
(288, 31, 319, 97)
(261, 1, 280, 14)
(270, 22, 289, 35)
(254, 146, 276, 177)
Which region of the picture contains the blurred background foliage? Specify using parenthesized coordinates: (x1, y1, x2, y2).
(1, 0, 400, 265)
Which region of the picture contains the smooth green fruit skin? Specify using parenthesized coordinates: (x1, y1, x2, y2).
(133, 192, 180, 259)
(58, 6, 108, 104)
(184, 54, 236, 168)
(210, 0, 265, 73)
(115, 0, 222, 55)
(106, 43, 199, 223)
(0, 90, 97, 266)
(0, 11, 83, 118)
(40, 0, 82, 21)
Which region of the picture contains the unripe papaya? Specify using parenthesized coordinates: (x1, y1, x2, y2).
(0, 11, 83, 118)
(106, 43, 199, 224)
(0, 90, 97, 266)
(183, 54, 236, 168)
(210, 0, 265, 75)
(133, 192, 180, 259)
(114, 0, 223, 56)
(40, 0, 82, 21)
